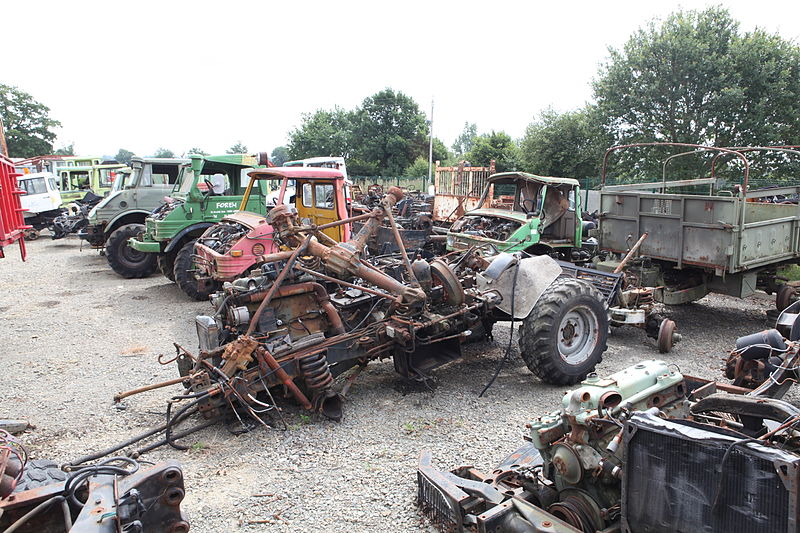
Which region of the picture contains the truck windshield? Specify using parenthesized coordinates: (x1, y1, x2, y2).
(479, 178, 542, 212)
(112, 171, 133, 192)
(19, 177, 47, 195)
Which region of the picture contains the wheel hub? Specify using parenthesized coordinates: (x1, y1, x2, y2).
(557, 306, 599, 364)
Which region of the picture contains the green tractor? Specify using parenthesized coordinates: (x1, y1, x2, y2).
(120, 152, 271, 299)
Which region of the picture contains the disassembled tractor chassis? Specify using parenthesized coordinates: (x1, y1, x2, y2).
(417, 307, 800, 533)
(113, 186, 610, 453)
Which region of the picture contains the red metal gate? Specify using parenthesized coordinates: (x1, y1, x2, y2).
(0, 153, 28, 260)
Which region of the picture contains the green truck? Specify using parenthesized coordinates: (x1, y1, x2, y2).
(446, 172, 586, 259)
(122, 152, 271, 299)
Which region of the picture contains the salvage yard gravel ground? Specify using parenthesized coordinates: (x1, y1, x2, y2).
(2, 237, 796, 532)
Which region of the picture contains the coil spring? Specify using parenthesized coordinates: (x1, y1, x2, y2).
(298, 352, 334, 393)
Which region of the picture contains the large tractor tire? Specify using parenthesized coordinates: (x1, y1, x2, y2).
(158, 251, 177, 282)
(106, 224, 157, 278)
(174, 239, 218, 301)
(519, 277, 608, 385)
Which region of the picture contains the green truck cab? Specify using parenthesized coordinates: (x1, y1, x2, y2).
(446, 172, 584, 257)
(122, 152, 271, 298)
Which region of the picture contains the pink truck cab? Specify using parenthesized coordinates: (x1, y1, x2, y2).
(192, 167, 351, 290)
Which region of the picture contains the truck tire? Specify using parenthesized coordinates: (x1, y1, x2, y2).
(13, 459, 67, 492)
(519, 278, 608, 385)
(158, 252, 176, 282)
(106, 224, 157, 278)
(174, 239, 218, 301)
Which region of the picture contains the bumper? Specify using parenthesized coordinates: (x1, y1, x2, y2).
(77, 224, 106, 245)
(128, 237, 162, 253)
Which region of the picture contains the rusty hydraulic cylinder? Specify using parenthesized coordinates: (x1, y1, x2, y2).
(258, 348, 313, 410)
(614, 232, 649, 274)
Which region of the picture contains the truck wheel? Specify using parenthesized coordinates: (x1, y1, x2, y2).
(106, 224, 157, 278)
(777, 284, 797, 311)
(519, 278, 608, 385)
(174, 239, 218, 300)
(13, 459, 67, 492)
(158, 252, 176, 282)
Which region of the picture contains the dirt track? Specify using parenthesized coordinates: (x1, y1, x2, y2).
(0, 236, 789, 531)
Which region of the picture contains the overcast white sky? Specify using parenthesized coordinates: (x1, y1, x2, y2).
(4, 0, 800, 158)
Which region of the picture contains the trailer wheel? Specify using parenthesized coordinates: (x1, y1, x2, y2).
(657, 319, 677, 353)
(158, 252, 176, 282)
(174, 239, 218, 301)
(519, 278, 608, 385)
(106, 224, 157, 278)
(23, 228, 40, 240)
(13, 459, 67, 493)
(777, 284, 797, 311)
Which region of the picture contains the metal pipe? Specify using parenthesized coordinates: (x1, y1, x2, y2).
(259, 348, 313, 410)
(383, 201, 419, 285)
(294, 265, 400, 302)
(114, 376, 188, 402)
(614, 232, 649, 274)
(245, 235, 310, 336)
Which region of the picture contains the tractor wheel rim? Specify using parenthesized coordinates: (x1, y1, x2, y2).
(558, 306, 599, 364)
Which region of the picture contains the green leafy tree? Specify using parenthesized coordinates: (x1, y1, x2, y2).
(0, 84, 61, 157)
(451, 122, 478, 156)
(352, 88, 428, 176)
(404, 156, 430, 177)
(520, 106, 612, 181)
(288, 107, 354, 160)
(594, 6, 800, 179)
(152, 147, 175, 158)
(466, 131, 520, 172)
(270, 146, 289, 166)
(115, 148, 135, 164)
(54, 144, 75, 156)
(226, 142, 248, 154)
(187, 147, 208, 156)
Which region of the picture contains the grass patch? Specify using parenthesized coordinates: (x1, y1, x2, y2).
(780, 265, 800, 282)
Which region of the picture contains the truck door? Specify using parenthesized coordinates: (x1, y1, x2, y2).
(296, 179, 343, 242)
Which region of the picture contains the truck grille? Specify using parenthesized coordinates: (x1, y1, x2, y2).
(417, 471, 461, 532)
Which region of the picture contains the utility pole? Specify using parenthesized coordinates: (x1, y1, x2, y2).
(427, 97, 434, 193)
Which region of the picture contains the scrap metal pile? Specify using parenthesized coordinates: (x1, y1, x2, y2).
(417, 307, 800, 533)
(117, 187, 502, 430)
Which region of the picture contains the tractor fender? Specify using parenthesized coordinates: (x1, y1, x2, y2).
(105, 209, 152, 234)
(164, 223, 215, 253)
(477, 254, 562, 319)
